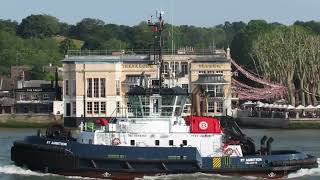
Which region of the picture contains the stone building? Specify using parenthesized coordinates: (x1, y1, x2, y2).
(63, 49, 232, 126)
(14, 80, 60, 113)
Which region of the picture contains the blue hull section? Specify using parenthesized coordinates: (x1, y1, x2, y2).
(11, 136, 318, 179)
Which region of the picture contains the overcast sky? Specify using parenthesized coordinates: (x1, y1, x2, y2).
(0, 0, 319, 26)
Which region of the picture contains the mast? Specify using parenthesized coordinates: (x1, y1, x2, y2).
(148, 10, 165, 88)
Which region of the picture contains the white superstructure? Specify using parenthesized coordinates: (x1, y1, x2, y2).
(77, 88, 243, 158)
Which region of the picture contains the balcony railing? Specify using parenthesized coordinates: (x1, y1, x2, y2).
(67, 48, 223, 57)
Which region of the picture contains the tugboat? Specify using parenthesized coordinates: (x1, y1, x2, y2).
(11, 12, 318, 179)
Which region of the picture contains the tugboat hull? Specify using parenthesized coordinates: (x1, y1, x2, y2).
(11, 136, 318, 179)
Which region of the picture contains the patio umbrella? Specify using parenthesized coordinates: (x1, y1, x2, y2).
(256, 102, 265, 108)
(295, 105, 306, 110)
(272, 104, 280, 109)
(287, 105, 295, 110)
(256, 101, 264, 105)
(243, 101, 255, 105)
(305, 105, 316, 111)
(279, 104, 288, 109)
(262, 103, 271, 108)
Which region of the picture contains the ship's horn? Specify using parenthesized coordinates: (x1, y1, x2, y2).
(266, 137, 274, 155)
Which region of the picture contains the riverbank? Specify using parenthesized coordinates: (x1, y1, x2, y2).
(0, 114, 63, 128)
(288, 121, 320, 129)
(236, 117, 320, 129)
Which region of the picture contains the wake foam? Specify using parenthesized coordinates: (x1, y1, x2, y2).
(136, 172, 231, 180)
(0, 165, 46, 176)
(287, 158, 320, 178)
(65, 176, 100, 179)
(0, 165, 97, 179)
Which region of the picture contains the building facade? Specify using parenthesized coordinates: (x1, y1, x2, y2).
(63, 49, 232, 126)
(14, 80, 62, 114)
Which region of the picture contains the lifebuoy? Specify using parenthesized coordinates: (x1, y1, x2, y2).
(224, 148, 234, 156)
(112, 138, 121, 145)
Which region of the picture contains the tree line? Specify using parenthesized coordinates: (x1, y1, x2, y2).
(252, 25, 320, 106)
(0, 14, 247, 78)
(1, 14, 320, 105)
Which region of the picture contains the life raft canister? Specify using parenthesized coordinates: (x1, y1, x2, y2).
(112, 138, 121, 145)
(187, 116, 222, 133)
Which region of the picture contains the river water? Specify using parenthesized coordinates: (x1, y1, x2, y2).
(0, 128, 319, 180)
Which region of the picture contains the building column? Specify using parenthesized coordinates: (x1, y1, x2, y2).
(10, 106, 14, 114)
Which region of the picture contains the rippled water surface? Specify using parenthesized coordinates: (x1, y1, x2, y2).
(0, 128, 319, 180)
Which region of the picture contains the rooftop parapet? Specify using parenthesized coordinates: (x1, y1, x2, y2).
(66, 48, 228, 57)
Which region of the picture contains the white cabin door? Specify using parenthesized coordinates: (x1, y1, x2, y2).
(200, 140, 211, 157)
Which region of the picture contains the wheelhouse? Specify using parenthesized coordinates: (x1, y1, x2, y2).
(127, 86, 188, 118)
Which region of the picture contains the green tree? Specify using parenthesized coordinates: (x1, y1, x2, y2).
(294, 20, 320, 34)
(17, 14, 60, 38)
(101, 38, 128, 50)
(230, 20, 279, 70)
(59, 22, 71, 36)
(251, 25, 319, 105)
(70, 18, 107, 49)
(131, 22, 153, 50)
(0, 19, 18, 34)
(59, 38, 77, 54)
(0, 30, 24, 75)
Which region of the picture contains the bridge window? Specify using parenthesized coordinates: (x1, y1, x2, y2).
(130, 140, 135, 146)
(169, 140, 174, 146)
(182, 84, 188, 92)
(155, 140, 160, 146)
(182, 140, 187, 146)
(152, 99, 159, 113)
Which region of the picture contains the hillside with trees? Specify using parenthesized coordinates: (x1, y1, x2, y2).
(1, 14, 320, 105)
